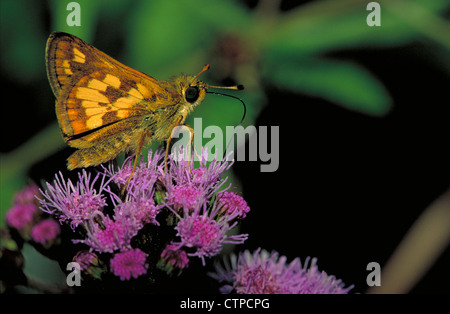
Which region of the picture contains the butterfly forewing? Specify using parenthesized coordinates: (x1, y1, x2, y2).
(46, 32, 165, 142)
(57, 70, 151, 141)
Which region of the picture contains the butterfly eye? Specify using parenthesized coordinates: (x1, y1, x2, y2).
(185, 86, 199, 103)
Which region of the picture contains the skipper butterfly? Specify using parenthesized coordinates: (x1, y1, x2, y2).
(46, 32, 243, 186)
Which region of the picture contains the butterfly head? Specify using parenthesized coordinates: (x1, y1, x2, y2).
(176, 64, 243, 109)
(173, 64, 245, 122)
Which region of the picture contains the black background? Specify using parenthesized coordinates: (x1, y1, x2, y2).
(235, 44, 450, 293)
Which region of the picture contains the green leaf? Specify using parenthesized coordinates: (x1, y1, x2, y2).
(0, 123, 64, 225)
(17, 244, 66, 293)
(266, 58, 392, 116)
(0, 166, 26, 228)
(263, 0, 450, 57)
(126, 0, 204, 75)
(125, 0, 250, 77)
(0, 0, 46, 82)
(49, 0, 102, 42)
(188, 0, 250, 32)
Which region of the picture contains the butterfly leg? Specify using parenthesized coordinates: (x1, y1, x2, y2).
(181, 125, 196, 172)
(164, 124, 196, 173)
(121, 130, 148, 195)
(186, 125, 198, 169)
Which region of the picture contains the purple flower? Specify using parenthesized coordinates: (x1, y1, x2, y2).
(14, 184, 40, 205)
(73, 250, 105, 279)
(6, 203, 37, 230)
(176, 215, 224, 261)
(108, 153, 164, 230)
(170, 202, 248, 265)
(38, 170, 110, 230)
(104, 149, 164, 194)
(209, 248, 354, 294)
(216, 191, 250, 219)
(158, 243, 190, 274)
(81, 211, 134, 253)
(80, 193, 161, 253)
(31, 219, 61, 245)
(166, 183, 204, 211)
(95, 220, 128, 251)
(110, 248, 149, 280)
(114, 197, 161, 228)
(162, 147, 233, 204)
(191, 167, 207, 185)
(193, 149, 234, 196)
(73, 251, 98, 271)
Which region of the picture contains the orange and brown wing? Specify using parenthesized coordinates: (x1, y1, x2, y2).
(66, 116, 152, 169)
(46, 32, 167, 146)
(56, 70, 158, 145)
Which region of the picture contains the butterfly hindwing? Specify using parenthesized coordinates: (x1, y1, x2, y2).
(66, 117, 154, 169)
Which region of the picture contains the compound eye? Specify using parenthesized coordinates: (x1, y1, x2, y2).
(185, 86, 199, 103)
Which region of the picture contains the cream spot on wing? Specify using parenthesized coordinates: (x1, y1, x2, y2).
(73, 55, 85, 63)
(76, 87, 109, 103)
(103, 74, 121, 89)
(128, 88, 143, 99)
(116, 110, 129, 119)
(137, 83, 150, 98)
(64, 68, 73, 75)
(85, 107, 107, 117)
(72, 48, 86, 63)
(86, 115, 103, 130)
(82, 100, 99, 108)
(88, 79, 108, 91)
(113, 97, 135, 109)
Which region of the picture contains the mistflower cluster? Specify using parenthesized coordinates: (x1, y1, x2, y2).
(36, 147, 249, 282)
(30, 219, 61, 245)
(5, 183, 60, 247)
(209, 248, 354, 294)
(6, 184, 40, 231)
(39, 170, 109, 229)
(110, 248, 149, 281)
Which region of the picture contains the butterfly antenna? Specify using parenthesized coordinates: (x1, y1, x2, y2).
(190, 64, 211, 85)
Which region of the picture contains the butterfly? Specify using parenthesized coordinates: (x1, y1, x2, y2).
(45, 32, 243, 189)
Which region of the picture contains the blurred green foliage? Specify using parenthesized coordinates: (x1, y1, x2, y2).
(1, 0, 450, 224)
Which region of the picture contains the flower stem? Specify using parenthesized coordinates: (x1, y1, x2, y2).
(367, 187, 450, 293)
